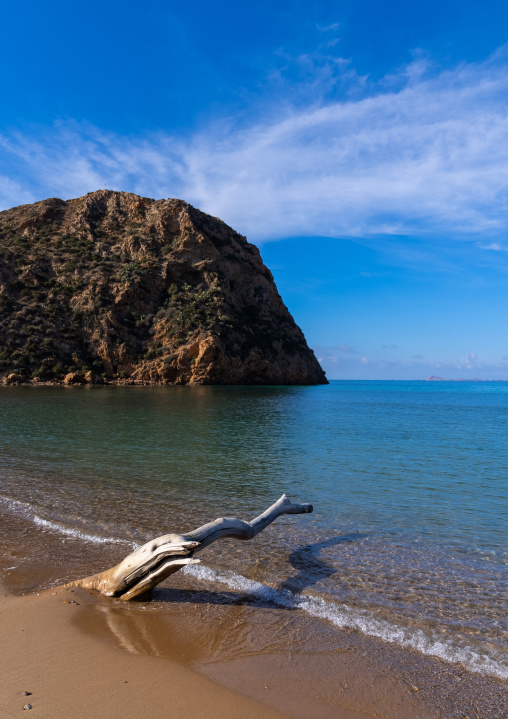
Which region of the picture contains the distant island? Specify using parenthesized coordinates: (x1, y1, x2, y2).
(0, 190, 327, 386)
(425, 376, 507, 382)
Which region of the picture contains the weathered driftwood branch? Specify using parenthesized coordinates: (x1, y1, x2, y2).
(66, 494, 313, 601)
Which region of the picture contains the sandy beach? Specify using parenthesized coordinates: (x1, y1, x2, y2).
(2, 541, 508, 719)
(0, 582, 297, 719)
(0, 579, 393, 719)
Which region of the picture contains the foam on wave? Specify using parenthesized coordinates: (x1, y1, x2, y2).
(0, 494, 134, 547)
(183, 563, 508, 681)
(2, 491, 506, 681)
(31, 515, 131, 545)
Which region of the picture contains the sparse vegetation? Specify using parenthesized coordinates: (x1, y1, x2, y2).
(0, 190, 326, 385)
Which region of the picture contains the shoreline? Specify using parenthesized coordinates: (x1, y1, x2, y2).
(4, 378, 508, 387)
(0, 582, 292, 719)
(1, 381, 507, 718)
(0, 580, 378, 719)
(1, 379, 327, 387)
(1, 485, 507, 718)
(3, 559, 508, 719)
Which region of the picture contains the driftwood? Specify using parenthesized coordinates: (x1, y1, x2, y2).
(66, 494, 313, 600)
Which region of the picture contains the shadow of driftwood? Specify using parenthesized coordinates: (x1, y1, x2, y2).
(277, 532, 366, 595)
(150, 532, 365, 606)
(152, 586, 258, 605)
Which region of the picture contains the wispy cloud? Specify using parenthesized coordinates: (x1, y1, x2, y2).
(2, 48, 508, 244)
(316, 22, 340, 32)
(479, 242, 508, 251)
(332, 344, 359, 354)
(0, 174, 34, 210)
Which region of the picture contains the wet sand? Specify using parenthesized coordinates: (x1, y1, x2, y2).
(1, 509, 508, 718)
(0, 583, 296, 719)
(3, 578, 507, 719)
(0, 579, 427, 719)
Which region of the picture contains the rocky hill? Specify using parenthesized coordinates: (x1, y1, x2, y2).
(0, 190, 327, 385)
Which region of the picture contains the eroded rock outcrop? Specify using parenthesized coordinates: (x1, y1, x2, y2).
(0, 190, 327, 385)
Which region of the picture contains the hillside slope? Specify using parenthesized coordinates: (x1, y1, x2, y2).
(0, 190, 327, 385)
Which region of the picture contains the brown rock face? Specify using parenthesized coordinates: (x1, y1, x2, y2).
(63, 372, 86, 385)
(0, 190, 327, 385)
(3, 372, 25, 384)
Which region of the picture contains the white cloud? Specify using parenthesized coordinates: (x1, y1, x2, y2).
(479, 242, 508, 251)
(318, 349, 508, 380)
(0, 174, 35, 210)
(465, 352, 479, 369)
(332, 344, 358, 354)
(316, 22, 340, 32)
(3, 49, 508, 244)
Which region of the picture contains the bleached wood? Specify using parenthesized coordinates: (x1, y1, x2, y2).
(66, 494, 313, 600)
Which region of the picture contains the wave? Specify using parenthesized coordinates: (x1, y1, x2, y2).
(31, 515, 133, 546)
(183, 563, 508, 682)
(2, 491, 506, 681)
(0, 494, 135, 547)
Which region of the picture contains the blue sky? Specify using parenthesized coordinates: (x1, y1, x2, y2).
(1, 1, 508, 379)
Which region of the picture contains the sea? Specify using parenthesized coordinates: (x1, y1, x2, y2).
(0, 381, 507, 714)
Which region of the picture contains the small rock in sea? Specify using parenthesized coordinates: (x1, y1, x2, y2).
(23, 704, 32, 710)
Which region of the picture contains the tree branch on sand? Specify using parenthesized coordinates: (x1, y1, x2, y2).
(65, 494, 313, 601)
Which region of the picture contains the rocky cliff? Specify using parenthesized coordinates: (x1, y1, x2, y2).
(0, 190, 327, 385)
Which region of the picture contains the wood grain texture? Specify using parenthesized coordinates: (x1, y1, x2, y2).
(66, 494, 313, 600)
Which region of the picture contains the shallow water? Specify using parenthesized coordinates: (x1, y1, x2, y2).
(0, 381, 507, 683)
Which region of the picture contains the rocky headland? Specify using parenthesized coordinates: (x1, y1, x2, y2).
(0, 190, 326, 385)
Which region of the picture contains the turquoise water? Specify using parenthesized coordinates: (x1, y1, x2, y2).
(0, 381, 507, 679)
